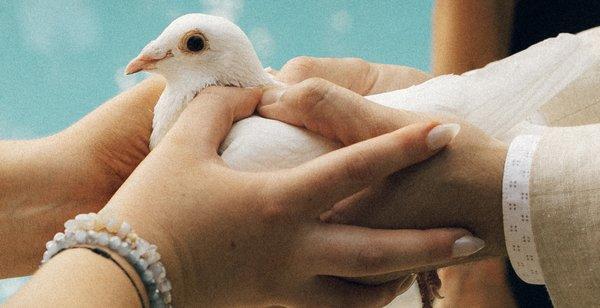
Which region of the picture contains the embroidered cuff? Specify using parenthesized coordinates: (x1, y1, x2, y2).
(502, 135, 545, 284)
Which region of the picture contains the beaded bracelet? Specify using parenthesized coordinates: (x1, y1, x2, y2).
(41, 213, 172, 308)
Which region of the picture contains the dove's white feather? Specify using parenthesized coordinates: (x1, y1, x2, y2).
(220, 27, 600, 171)
(140, 14, 600, 172)
(141, 14, 274, 148)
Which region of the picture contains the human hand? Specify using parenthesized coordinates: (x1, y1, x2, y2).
(274, 56, 431, 95)
(259, 78, 508, 261)
(0, 76, 165, 277)
(99, 86, 478, 307)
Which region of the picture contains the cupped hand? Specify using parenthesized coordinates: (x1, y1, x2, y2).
(48, 76, 165, 209)
(259, 78, 508, 260)
(0, 76, 165, 277)
(100, 86, 475, 307)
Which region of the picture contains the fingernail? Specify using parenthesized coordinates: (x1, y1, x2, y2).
(426, 123, 461, 150)
(452, 235, 485, 258)
(261, 87, 286, 106)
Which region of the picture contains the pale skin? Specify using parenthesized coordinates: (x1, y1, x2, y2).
(3, 69, 479, 306)
(266, 57, 518, 307)
(0, 76, 165, 278)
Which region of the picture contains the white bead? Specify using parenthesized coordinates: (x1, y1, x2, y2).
(127, 250, 141, 264)
(158, 280, 172, 292)
(106, 218, 120, 233)
(108, 236, 121, 250)
(64, 232, 76, 246)
(75, 214, 94, 230)
(117, 242, 130, 256)
(53, 232, 65, 242)
(97, 232, 109, 246)
(135, 238, 150, 256)
(117, 222, 131, 239)
(87, 230, 99, 244)
(42, 250, 51, 263)
(141, 269, 154, 283)
(149, 261, 165, 280)
(136, 258, 149, 271)
(146, 251, 161, 265)
(64, 219, 77, 232)
(75, 230, 87, 244)
(46, 241, 59, 256)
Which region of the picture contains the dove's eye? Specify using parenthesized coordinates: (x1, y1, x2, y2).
(180, 31, 208, 53)
(186, 35, 205, 52)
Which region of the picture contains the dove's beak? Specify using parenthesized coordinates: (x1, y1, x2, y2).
(125, 50, 173, 75)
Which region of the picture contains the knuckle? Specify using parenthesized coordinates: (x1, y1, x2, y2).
(285, 77, 329, 113)
(281, 56, 318, 81)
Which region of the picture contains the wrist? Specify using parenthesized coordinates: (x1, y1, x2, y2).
(6, 248, 142, 307)
(99, 202, 192, 306)
(479, 141, 509, 256)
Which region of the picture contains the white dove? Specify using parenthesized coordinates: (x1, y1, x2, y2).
(125, 14, 276, 149)
(125, 13, 600, 307)
(125, 14, 600, 168)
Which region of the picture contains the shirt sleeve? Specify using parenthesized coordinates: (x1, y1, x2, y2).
(502, 135, 545, 284)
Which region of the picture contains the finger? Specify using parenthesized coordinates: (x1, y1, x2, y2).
(282, 122, 460, 211)
(163, 86, 262, 159)
(259, 78, 422, 145)
(276, 57, 377, 94)
(276, 56, 431, 95)
(305, 224, 484, 277)
(303, 276, 402, 308)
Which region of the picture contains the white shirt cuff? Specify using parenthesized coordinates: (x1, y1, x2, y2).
(502, 135, 545, 284)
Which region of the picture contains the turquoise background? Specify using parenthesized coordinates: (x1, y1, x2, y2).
(0, 0, 433, 301)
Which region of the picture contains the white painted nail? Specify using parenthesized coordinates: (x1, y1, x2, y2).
(426, 123, 461, 150)
(452, 235, 485, 258)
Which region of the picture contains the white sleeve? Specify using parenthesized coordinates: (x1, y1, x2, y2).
(502, 135, 545, 284)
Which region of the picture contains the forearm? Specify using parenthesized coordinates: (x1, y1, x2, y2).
(432, 0, 515, 75)
(0, 76, 166, 278)
(5, 248, 142, 307)
(0, 138, 88, 277)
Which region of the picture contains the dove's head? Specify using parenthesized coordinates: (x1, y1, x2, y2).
(125, 13, 270, 88)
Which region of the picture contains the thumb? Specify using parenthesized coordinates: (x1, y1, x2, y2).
(162, 86, 262, 160)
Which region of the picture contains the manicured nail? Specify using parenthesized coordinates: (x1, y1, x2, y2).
(261, 87, 286, 106)
(452, 235, 485, 258)
(426, 123, 461, 150)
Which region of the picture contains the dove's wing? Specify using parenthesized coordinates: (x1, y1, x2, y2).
(221, 27, 600, 171)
